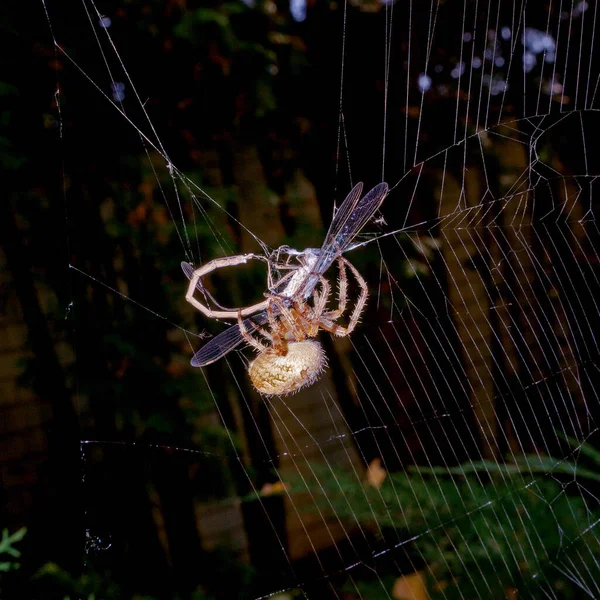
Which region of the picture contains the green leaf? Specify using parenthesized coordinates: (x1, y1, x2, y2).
(558, 431, 600, 467)
(0, 82, 18, 97)
(410, 455, 600, 484)
(8, 526, 26, 543)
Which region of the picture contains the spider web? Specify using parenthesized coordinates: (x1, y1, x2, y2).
(39, 0, 600, 598)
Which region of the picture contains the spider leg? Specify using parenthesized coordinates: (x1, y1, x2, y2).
(317, 317, 345, 336)
(185, 255, 269, 319)
(270, 272, 330, 342)
(267, 265, 299, 294)
(254, 326, 274, 343)
(237, 310, 269, 353)
(270, 294, 311, 345)
(267, 298, 289, 355)
(322, 257, 347, 320)
(320, 257, 368, 337)
(266, 251, 306, 292)
(308, 275, 331, 336)
(243, 319, 274, 343)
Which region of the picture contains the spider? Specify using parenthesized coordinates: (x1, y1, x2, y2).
(183, 181, 389, 396)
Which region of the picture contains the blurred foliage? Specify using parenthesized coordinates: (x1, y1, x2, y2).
(33, 560, 123, 600)
(292, 436, 600, 599)
(1, 526, 251, 600)
(173, 5, 280, 119)
(31, 550, 248, 600)
(0, 528, 26, 573)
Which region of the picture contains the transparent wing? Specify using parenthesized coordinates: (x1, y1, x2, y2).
(190, 312, 270, 367)
(300, 182, 389, 295)
(320, 182, 364, 252)
(319, 182, 389, 266)
(181, 261, 196, 286)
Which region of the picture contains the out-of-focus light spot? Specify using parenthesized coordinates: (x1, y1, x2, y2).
(417, 73, 432, 92)
(500, 26, 511, 40)
(495, 56, 505, 67)
(268, 64, 279, 75)
(484, 48, 494, 60)
(463, 32, 472, 42)
(523, 52, 537, 72)
(241, 0, 255, 6)
(434, 64, 443, 73)
(522, 28, 556, 54)
(490, 76, 508, 95)
(111, 81, 125, 102)
(574, 1, 588, 15)
(450, 62, 466, 79)
(549, 81, 563, 94)
(99, 16, 111, 28)
(482, 73, 508, 95)
(43, 114, 59, 129)
(488, 29, 496, 41)
(290, 0, 306, 21)
(544, 52, 556, 63)
(472, 56, 482, 68)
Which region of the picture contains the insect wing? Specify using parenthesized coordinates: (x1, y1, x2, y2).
(320, 182, 364, 254)
(335, 182, 389, 249)
(181, 261, 195, 283)
(190, 312, 270, 367)
(314, 182, 389, 274)
(293, 183, 362, 298)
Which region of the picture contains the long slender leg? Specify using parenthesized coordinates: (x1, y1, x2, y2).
(266, 261, 299, 292)
(318, 317, 348, 336)
(185, 254, 270, 319)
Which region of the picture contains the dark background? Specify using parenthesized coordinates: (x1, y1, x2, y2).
(1, 0, 600, 598)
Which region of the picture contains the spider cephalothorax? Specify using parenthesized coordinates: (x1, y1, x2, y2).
(183, 182, 389, 395)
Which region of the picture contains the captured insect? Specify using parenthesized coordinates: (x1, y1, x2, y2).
(182, 182, 389, 396)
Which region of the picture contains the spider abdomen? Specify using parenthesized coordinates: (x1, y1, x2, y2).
(249, 340, 326, 396)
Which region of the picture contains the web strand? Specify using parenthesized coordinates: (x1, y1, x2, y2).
(39, 0, 600, 598)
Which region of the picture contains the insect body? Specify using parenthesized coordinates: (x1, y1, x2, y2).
(183, 182, 389, 395)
